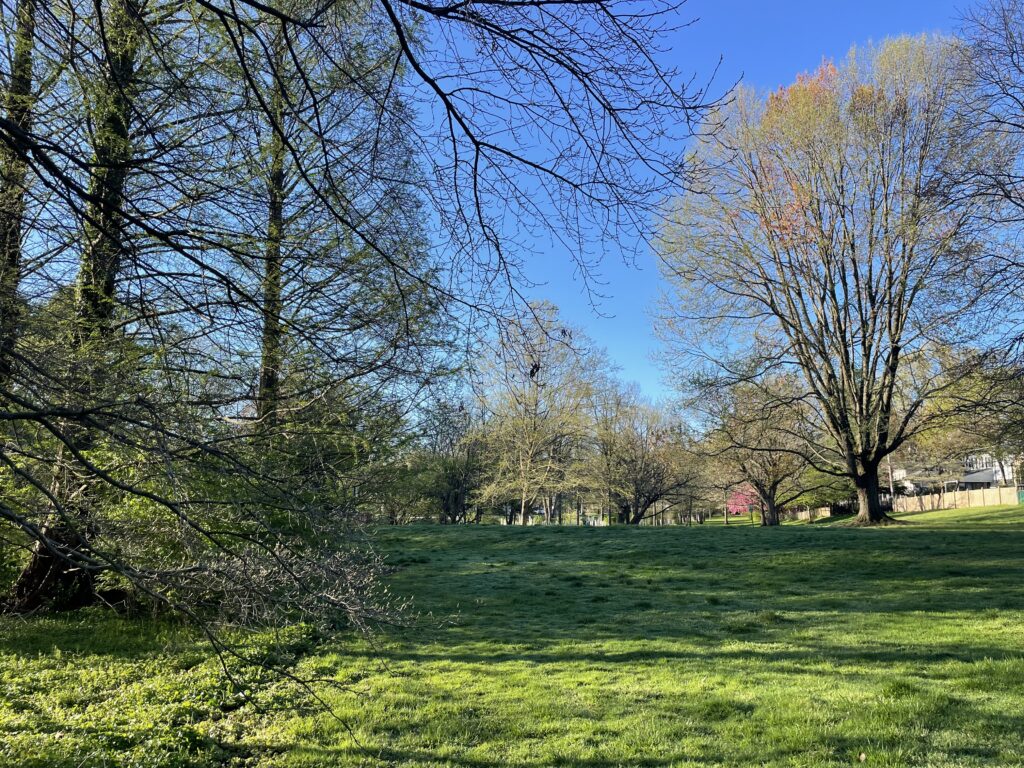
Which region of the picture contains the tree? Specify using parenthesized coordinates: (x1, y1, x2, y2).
(0, 0, 38, 386)
(475, 305, 593, 525)
(584, 383, 693, 525)
(0, 0, 718, 673)
(959, 0, 1024, 366)
(659, 37, 1008, 524)
(417, 396, 484, 525)
(606, 403, 693, 526)
(703, 379, 814, 526)
(0, 0, 444, 627)
(9, 0, 144, 611)
(904, 362, 1024, 488)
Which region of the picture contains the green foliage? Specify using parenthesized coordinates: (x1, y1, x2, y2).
(791, 468, 857, 509)
(3, 505, 1023, 766)
(0, 612, 317, 767)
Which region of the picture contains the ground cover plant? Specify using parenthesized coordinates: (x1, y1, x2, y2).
(1, 505, 1023, 767)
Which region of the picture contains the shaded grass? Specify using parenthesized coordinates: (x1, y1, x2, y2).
(2, 505, 1024, 766)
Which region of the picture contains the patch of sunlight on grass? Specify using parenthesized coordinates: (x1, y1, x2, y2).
(2, 505, 1023, 766)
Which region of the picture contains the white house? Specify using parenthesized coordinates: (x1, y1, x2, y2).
(890, 453, 1019, 493)
(960, 454, 1017, 489)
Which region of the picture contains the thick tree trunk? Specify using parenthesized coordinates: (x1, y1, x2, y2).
(855, 465, 889, 524)
(0, 0, 37, 387)
(618, 504, 630, 525)
(75, 0, 138, 333)
(760, 496, 780, 526)
(8, 526, 95, 612)
(10, 0, 139, 611)
(628, 500, 649, 525)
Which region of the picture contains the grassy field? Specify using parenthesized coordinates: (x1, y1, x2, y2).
(2, 506, 1024, 767)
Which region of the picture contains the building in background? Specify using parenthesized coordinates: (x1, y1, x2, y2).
(960, 454, 1017, 490)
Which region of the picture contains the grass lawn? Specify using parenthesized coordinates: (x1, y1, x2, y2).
(2, 505, 1024, 767)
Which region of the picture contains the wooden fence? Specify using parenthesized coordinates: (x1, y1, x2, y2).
(893, 486, 1021, 514)
(791, 507, 832, 522)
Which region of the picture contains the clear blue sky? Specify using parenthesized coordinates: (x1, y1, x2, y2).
(522, 0, 963, 401)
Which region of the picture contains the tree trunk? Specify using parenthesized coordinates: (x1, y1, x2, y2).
(257, 49, 286, 426)
(7, 522, 95, 612)
(75, 0, 139, 334)
(628, 500, 648, 525)
(0, 0, 37, 387)
(8, 0, 139, 612)
(760, 496, 780, 526)
(855, 465, 889, 524)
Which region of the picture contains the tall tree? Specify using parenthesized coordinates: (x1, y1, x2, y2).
(476, 306, 592, 525)
(257, 40, 287, 426)
(959, 0, 1024, 362)
(600, 399, 692, 526)
(75, 0, 139, 331)
(0, 0, 719, 671)
(660, 37, 1007, 523)
(0, 0, 38, 385)
(8, 0, 142, 610)
(702, 379, 814, 526)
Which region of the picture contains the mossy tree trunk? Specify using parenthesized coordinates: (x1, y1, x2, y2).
(0, 0, 38, 388)
(257, 57, 286, 427)
(9, 0, 140, 613)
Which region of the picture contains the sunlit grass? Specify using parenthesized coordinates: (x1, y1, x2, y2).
(2, 505, 1023, 766)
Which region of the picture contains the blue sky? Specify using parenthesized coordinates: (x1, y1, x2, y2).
(521, 0, 963, 401)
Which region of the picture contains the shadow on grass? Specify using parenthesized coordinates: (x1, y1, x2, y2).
(0, 609, 194, 658)
(377, 525, 1024, 649)
(2, 515, 1023, 767)
(279, 699, 1024, 768)
(286, 746, 687, 768)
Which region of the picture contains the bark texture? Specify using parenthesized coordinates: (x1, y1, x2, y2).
(7, 0, 140, 612)
(257, 61, 286, 425)
(0, 0, 38, 386)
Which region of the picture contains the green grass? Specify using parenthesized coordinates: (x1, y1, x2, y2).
(3, 505, 1024, 767)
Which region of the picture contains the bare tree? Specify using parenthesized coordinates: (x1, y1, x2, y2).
(959, 0, 1024, 358)
(475, 304, 592, 525)
(659, 37, 1008, 523)
(701, 378, 815, 526)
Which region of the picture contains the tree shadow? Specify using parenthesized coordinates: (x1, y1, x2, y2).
(0, 608, 194, 658)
